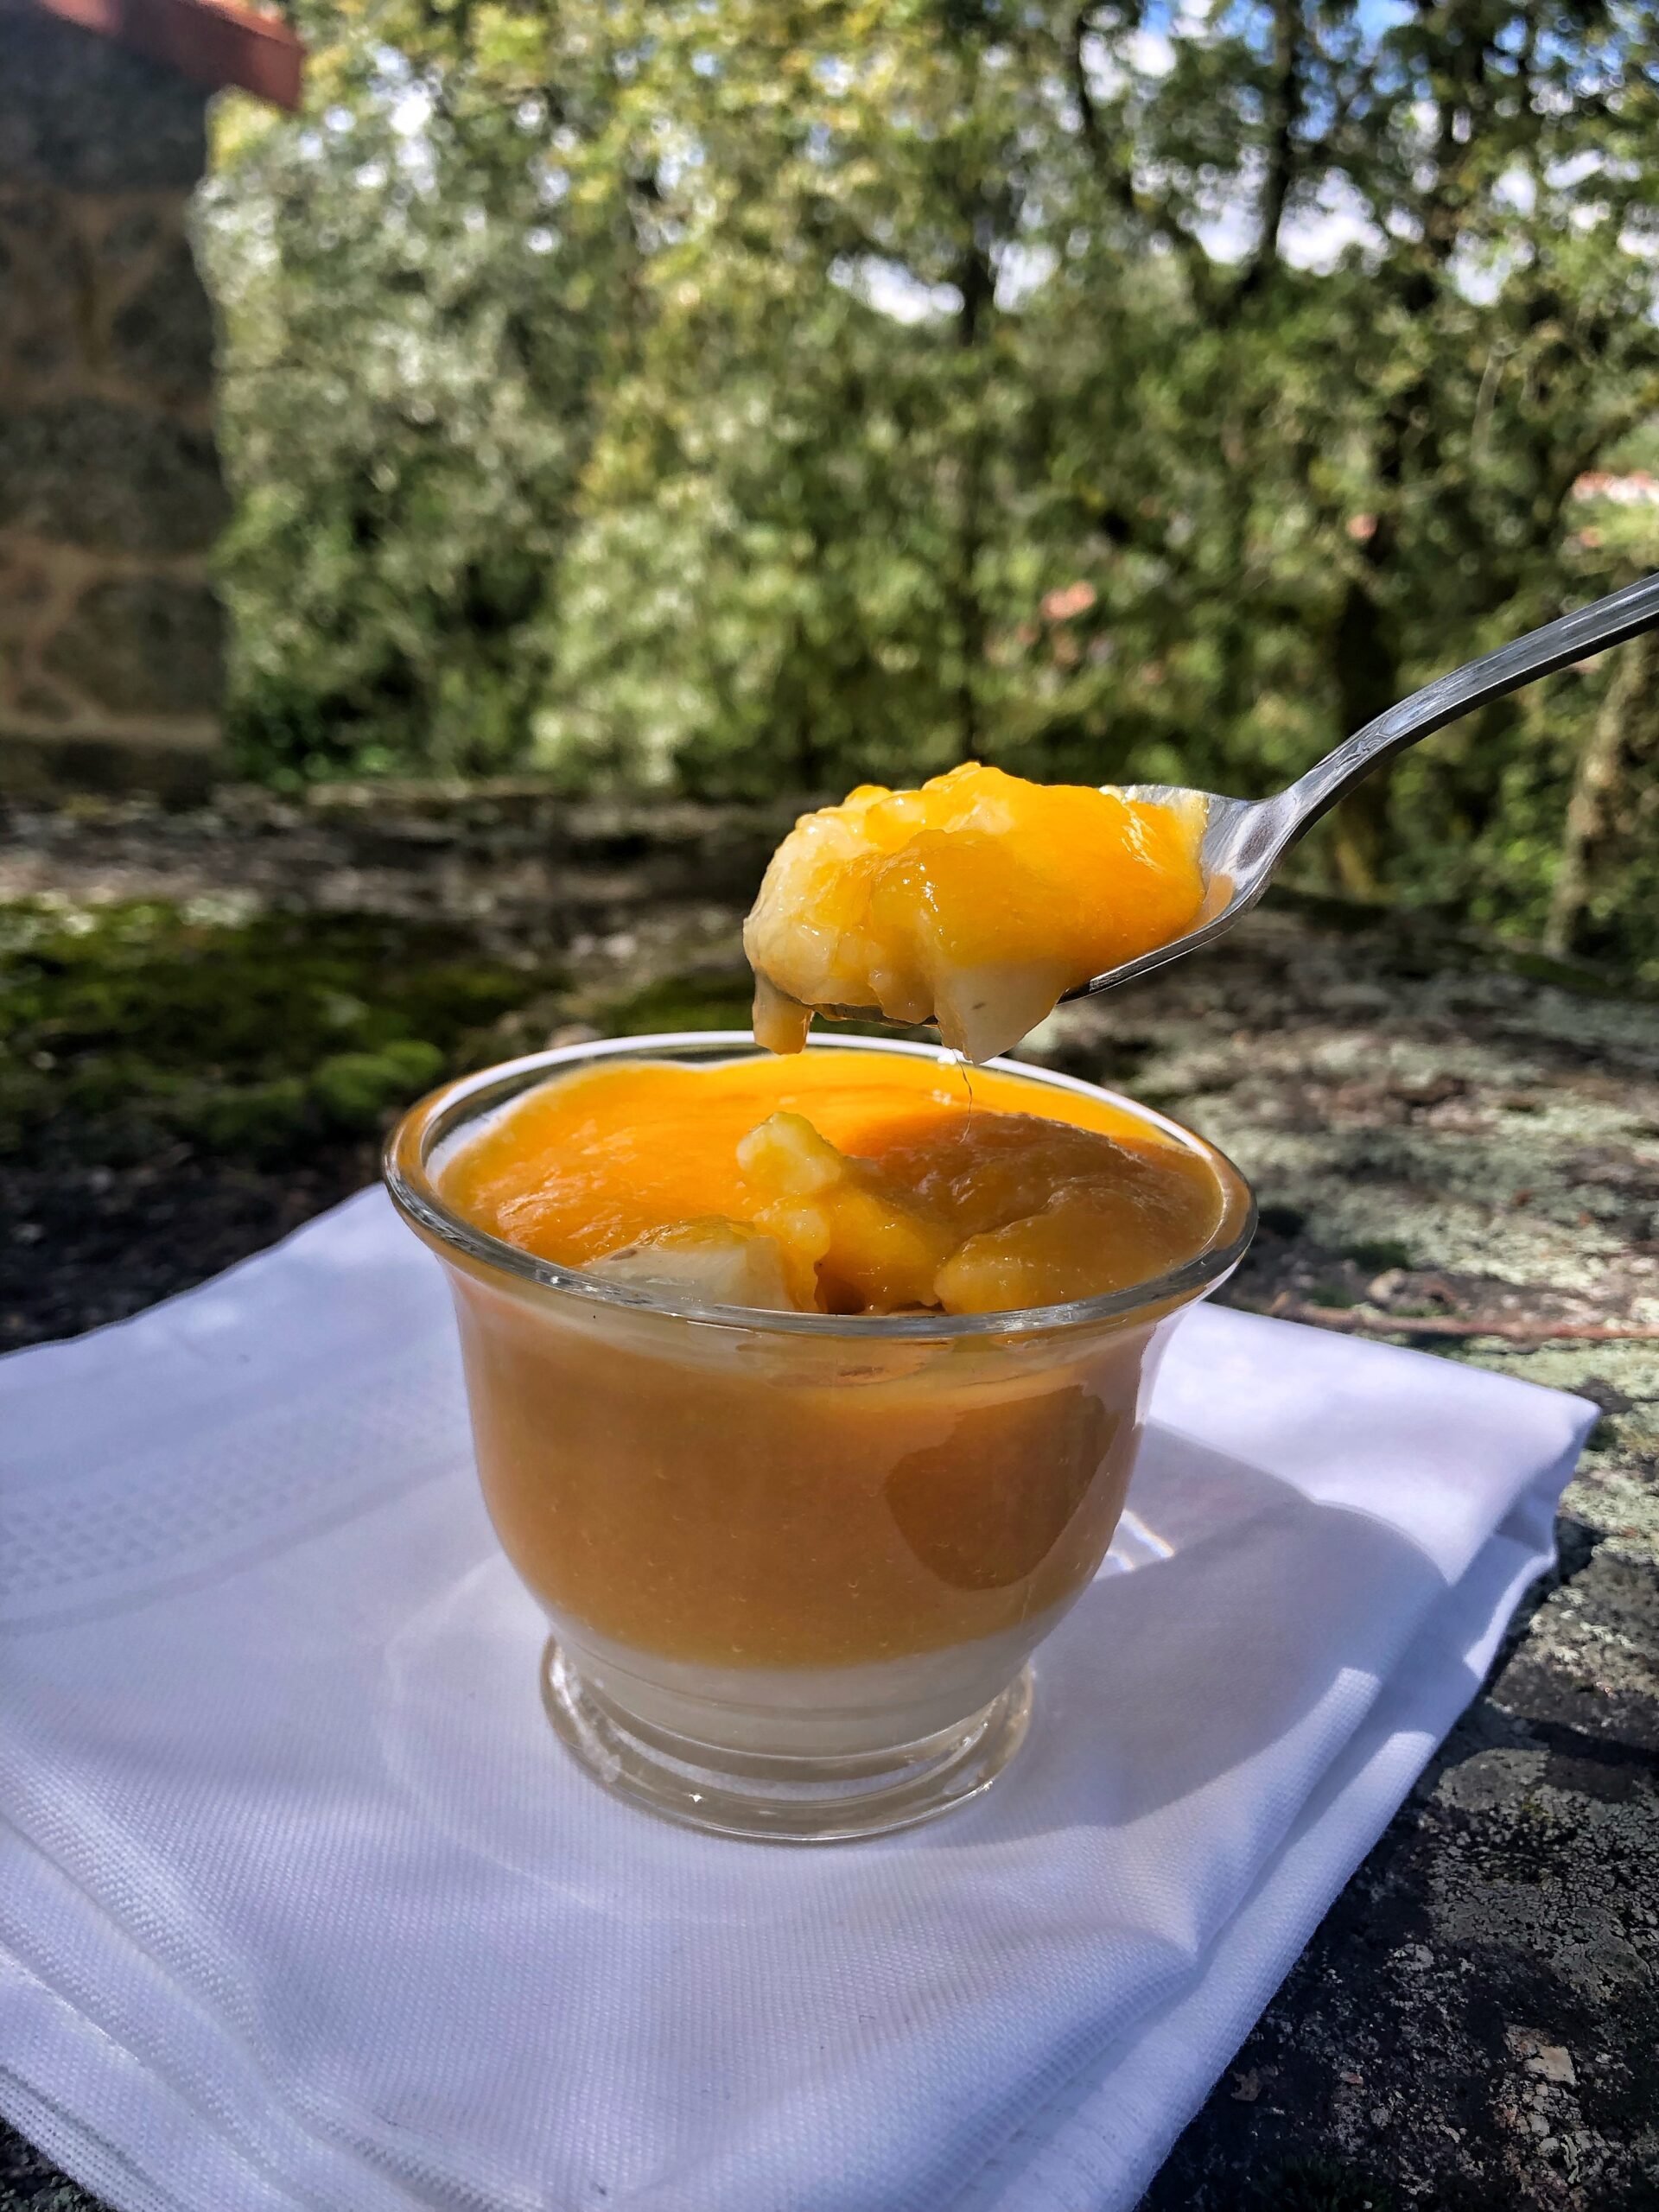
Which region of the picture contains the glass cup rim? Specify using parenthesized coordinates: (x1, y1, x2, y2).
(383, 1029, 1256, 1342)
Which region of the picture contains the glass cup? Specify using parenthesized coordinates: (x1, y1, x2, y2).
(385, 1033, 1254, 1842)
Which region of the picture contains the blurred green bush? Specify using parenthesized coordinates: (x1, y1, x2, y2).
(200, 0, 1659, 976)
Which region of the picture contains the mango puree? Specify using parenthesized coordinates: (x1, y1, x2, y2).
(435, 1050, 1237, 1669)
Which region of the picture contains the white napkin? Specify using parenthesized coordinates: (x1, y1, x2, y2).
(0, 1191, 1593, 2212)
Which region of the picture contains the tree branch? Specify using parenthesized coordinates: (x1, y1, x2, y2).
(1238, 0, 1302, 302)
(1070, 7, 1139, 234)
(1068, 6, 1217, 309)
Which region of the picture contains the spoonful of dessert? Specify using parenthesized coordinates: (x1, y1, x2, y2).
(746, 569, 1659, 1065)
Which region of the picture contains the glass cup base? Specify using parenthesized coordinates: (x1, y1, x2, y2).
(540, 1637, 1033, 1844)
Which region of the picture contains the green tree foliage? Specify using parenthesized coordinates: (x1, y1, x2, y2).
(201, 0, 1659, 971)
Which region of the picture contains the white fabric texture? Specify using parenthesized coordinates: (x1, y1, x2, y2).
(0, 1189, 1593, 2212)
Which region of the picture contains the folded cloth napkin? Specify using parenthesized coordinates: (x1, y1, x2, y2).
(0, 1192, 1594, 2212)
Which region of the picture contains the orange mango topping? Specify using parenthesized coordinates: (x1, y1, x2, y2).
(442, 1049, 1224, 1317)
(743, 762, 1206, 1062)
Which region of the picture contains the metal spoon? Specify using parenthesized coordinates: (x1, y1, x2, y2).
(807, 569, 1659, 1037)
(1063, 568, 1659, 1003)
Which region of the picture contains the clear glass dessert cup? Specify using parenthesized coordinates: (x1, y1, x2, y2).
(385, 1032, 1254, 1843)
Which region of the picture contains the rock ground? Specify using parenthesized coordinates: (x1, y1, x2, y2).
(1, 791, 1655, 2212)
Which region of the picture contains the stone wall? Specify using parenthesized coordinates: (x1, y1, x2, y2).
(0, 0, 229, 797)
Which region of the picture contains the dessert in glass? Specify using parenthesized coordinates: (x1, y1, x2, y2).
(385, 1033, 1253, 1841)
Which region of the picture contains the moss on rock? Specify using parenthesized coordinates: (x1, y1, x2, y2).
(0, 899, 556, 1162)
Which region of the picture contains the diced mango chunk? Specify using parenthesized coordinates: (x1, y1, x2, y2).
(736, 1109, 846, 1198)
(937, 1192, 1143, 1314)
(739, 1111, 956, 1313)
(585, 1217, 804, 1311)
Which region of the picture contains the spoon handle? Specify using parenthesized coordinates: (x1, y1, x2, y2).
(1286, 569, 1659, 830)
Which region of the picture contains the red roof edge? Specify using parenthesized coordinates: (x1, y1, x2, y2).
(29, 0, 304, 109)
